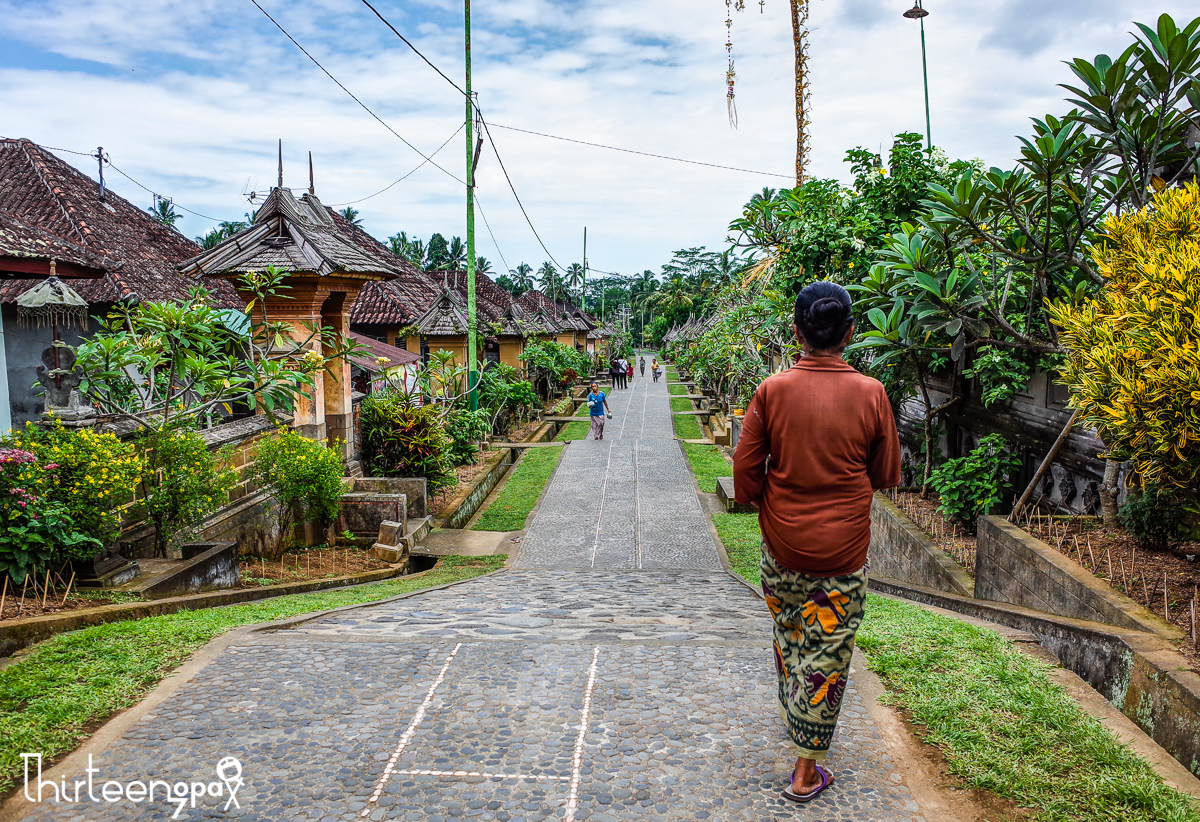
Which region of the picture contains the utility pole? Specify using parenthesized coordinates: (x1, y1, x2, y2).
(465, 0, 478, 410)
(582, 227, 587, 309)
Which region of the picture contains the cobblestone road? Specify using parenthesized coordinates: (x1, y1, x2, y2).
(17, 366, 925, 822)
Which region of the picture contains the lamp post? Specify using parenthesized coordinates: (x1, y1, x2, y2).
(903, 1, 931, 152)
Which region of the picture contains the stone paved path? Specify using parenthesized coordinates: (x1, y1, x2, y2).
(17, 367, 925, 822)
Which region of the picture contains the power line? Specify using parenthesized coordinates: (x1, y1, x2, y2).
(247, 0, 464, 186)
(474, 194, 510, 274)
(476, 110, 567, 272)
(330, 123, 464, 206)
(105, 159, 222, 222)
(358, 0, 466, 97)
(488, 123, 793, 179)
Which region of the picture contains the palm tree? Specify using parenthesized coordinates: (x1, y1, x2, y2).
(565, 263, 585, 302)
(338, 206, 363, 226)
(510, 262, 534, 293)
(475, 256, 492, 274)
(195, 219, 249, 249)
(538, 262, 564, 300)
(648, 275, 693, 318)
(147, 197, 180, 228)
(447, 237, 467, 270)
(387, 231, 425, 266)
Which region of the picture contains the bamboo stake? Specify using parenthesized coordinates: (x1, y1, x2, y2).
(60, 572, 75, 607)
(1106, 548, 1113, 583)
(18, 574, 28, 616)
(41, 570, 51, 610)
(1164, 571, 1170, 623)
(1142, 574, 1150, 606)
(0, 575, 7, 618)
(1086, 535, 1096, 570)
(1192, 587, 1197, 650)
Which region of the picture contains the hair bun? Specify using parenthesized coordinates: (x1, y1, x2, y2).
(807, 297, 844, 328)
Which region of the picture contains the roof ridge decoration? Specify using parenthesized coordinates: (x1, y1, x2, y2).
(179, 188, 401, 280)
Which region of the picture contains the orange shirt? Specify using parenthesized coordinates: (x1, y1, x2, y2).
(733, 355, 901, 576)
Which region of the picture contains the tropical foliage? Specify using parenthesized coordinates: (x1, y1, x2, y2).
(251, 429, 347, 552)
(1047, 182, 1200, 492)
(138, 425, 235, 558)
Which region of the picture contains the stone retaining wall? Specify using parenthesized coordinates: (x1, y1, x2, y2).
(869, 575, 1200, 777)
(976, 516, 1180, 641)
(868, 495, 974, 597)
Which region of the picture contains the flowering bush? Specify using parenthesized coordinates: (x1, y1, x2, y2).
(5, 422, 144, 548)
(138, 425, 235, 558)
(0, 448, 101, 583)
(360, 391, 456, 493)
(251, 429, 346, 546)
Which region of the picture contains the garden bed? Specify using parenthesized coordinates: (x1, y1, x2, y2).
(879, 489, 1200, 672)
(1017, 514, 1199, 671)
(882, 489, 977, 575)
(0, 587, 140, 622)
(427, 451, 492, 516)
(238, 545, 393, 587)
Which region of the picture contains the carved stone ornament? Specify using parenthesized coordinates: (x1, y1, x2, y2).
(36, 341, 96, 425)
(1082, 481, 1101, 515)
(1058, 472, 1078, 507)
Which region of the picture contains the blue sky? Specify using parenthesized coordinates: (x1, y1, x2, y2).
(0, 0, 1196, 275)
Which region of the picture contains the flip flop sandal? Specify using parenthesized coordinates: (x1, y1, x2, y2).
(782, 764, 833, 803)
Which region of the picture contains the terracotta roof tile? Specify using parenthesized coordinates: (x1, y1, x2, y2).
(0, 138, 240, 307)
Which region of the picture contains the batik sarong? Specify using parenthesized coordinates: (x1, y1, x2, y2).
(589, 415, 605, 439)
(760, 545, 867, 760)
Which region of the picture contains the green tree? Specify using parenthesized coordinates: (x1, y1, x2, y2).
(338, 206, 363, 226)
(147, 197, 180, 228)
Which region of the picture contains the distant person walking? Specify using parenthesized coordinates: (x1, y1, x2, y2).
(609, 358, 621, 389)
(733, 282, 900, 804)
(651, 359, 661, 382)
(616, 356, 629, 390)
(586, 381, 610, 440)
(639, 356, 646, 377)
(626, 359, 634, 386)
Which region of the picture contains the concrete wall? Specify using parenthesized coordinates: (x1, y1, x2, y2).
(868, 495, 974, 598)
(975, 516, 1180, 640)
(137, 542, 240, 599)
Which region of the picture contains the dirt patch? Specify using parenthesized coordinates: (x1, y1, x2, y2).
(1018, 513, 1200, 671)
(883, 489, 978, 575)
(427, 453, 492, 517)
(0, 585, 135, 622)
(238, 545, 392, 587)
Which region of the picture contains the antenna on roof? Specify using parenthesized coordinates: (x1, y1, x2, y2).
(308, 151, 315, 196)
(277, 139, 283, 188)
(94, 147, 105, 201)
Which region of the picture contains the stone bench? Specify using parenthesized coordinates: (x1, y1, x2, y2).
(715, 476, 757, 514)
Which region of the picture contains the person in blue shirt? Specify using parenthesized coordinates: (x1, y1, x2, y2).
(586, 381, 611, 440)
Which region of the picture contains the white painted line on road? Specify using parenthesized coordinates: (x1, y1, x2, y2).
(393, 769, 570, 781)
(590, 441, 615, 568)
(565, 646, 601, 822)
(361, 642, 463, 816)
(634, 440, 642, 570)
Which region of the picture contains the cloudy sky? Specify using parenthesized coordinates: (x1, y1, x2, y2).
(0, 0, 1195, 275)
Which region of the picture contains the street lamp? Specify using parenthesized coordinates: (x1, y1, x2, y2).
(903, 1, 932, 153)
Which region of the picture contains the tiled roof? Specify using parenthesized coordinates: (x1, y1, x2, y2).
(0, 211, 112, 277)
(347, 331, 420, 373)
(179, 188, 404, 281)
(0, 138, 240, 307)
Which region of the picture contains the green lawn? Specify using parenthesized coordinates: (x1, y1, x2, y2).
(707, 512, 1198, 822)
(555, 419, 590, 440)
(668, 383, 687, 396)
(0, 555, 504, 797)
(473, 447, 563, 531)
(682, 442, 732, 493)
(671, 396, 703, 439)
(713, 512, 761, 587)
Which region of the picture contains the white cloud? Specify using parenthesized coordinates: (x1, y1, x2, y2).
(0, 0, 1195, 273)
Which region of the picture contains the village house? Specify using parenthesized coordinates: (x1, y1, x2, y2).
(0, 138, 242, 429)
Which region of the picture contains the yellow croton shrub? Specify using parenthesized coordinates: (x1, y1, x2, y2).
(1047, 181, 1200, 489)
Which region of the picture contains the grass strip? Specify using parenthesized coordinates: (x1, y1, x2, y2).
(713, 512, 761, 587)
(0, 555, 504, 796)
(682, 442, 732, 493)
(472, 447, 563, 531)
(707, 511, 1198, 822)
(668, 383, 687, 396)
(671, 396, 703, 439)
(857, 596, 1200, 822)
(555, 419, 590, 440)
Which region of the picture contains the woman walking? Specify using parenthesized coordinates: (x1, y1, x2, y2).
(733, 282, 900, 804)
(586, 381, 610, 440)
(639, 355, 646, 377)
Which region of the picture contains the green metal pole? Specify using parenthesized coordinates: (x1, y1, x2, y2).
(919, 16, 931, 152)
(582, 226, 587, 309)
(465, 0, 478, 410)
